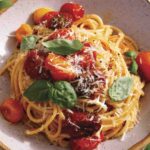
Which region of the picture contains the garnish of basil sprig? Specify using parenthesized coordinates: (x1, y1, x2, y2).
(42, 39, 83, 55)
(0, 0, 12, 9)
(20, 35, 38, 51)
(23, 80, 77, 108)
(20, 37, 83, 55)
(108, 76, 133, 101)
(125, 50, 138, 74)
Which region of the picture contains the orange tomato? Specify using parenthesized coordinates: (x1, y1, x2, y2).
(16, 24, 33, 43)
(136, 51, 150, 82)
(33, 7, 51, 24)
(45, 53, 76, 81)
(0, 98, 24, 123)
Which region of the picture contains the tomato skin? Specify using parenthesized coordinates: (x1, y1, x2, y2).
(24, 50, 50, 80)
(0, 98, 24, 123)
(62, 111, 100, 139)
(71, 135, 102, 150)
(60, 3, 85, 21)
(48, 28, 75, 40)
(136, 51, 150, 82)
(77, 42, 97, 69)
(45, 53, 76, 81)
(40, 11, 59, 27)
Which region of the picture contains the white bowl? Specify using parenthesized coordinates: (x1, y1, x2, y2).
(0, 0, 150, 150)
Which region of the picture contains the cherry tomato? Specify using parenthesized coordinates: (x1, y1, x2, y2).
(62, 111, 100, 139)
(45, 53, 76, 81)
(33, 8, 51, 24)
(0, 98, 24, 123)
(24, 50, 50, 80)
(48, 28, 75, 40)
(136, 51, 150, 82)
(71, 135, 103, 150)
(60, 3, 85, 21)
(16, 24, 33, 43)
(77, 42, 97, 69)
(40, 11, 58, 27)
(49, 12, 73, 29)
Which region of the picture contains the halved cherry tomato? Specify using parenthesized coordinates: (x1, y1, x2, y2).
(48, 28, 75, 40)
(45, 53, 76, 81)
(62, 111, 100, 139)
(0, 98, 24, 123)
(77, 42, 97, 69)
(136, 51, 150, 82)
(60, 3, 85, 21)
(24, 50, 50, 80)
(71, 135, 103, 150)
(40, 11, 59, 27)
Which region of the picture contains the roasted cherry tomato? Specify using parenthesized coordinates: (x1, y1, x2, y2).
(71, 135, 103, 150)
(0, 98, 24, 123)
(136, 51, 150, 82)
(45, 53, 76, 81)
(60, 2, 85, 21)
(48, 28, 75, 40)
(62, 111, 100, 139)
(77, 42, 97, 69)
(24, 50, 50, 80)
(40, 11, 59, 27)
(49, 12, 73, 29)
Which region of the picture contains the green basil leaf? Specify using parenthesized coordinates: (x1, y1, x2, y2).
(108, 77, 133, 101)
(23, 80, 77, 108)
(144, 144, 150, 150)
(129, 60, 138, 74)
(42, 39, 83, 55)
(49, 81, 77, 108)
(20, 35, 38, 51)
(125, 50, 137, 59)
(0, 0, 12, 9)
(23, 80, 53, 102)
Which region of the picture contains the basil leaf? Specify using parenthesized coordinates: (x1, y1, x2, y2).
(23, 80, 77, 108)
(144, 144, 150, 150)
(42, 39, 83, 55)
(125, 50, 137, 59)
(0, 0, 12, 9)
(108, 77, 133, 101)
(20, 35, 38, 51)
(129, 60, 138, 75)
(49, 81, 77, 108)
(23, 80, 53, 102)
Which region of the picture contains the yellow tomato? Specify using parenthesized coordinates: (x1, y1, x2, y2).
(33, 7, 53, 24)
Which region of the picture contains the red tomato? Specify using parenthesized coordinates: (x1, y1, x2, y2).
(40, 11, 59, 27)
(62, 111, 100, 139)
(77, 42, 97, 69)
(60, 3, 85, 21)
(48, 28, 75, 40)
(71, 135, 103, 150)
(45, 53, 76, 81)
(0, 98, 24, 123)
(24, 50, 50, 80)
(49, 12, 73, 29)
(136, 51, 150, 82)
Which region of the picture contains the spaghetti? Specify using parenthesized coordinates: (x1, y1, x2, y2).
(0, 2, 145, 150)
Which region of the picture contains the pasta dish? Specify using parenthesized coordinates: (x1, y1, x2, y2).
(0, 2, 149, 150)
